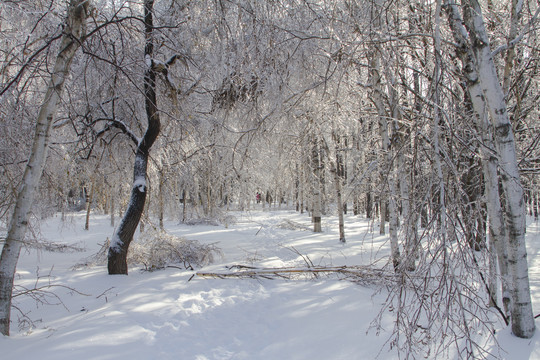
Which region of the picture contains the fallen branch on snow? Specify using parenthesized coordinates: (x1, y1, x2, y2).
(196, 264, 398, 285)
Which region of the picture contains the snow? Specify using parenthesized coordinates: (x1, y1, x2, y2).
(145, 54, 152, 69)
(109, 232, 123, 252)
(133, 177, 146, 192)
(1, 210, 540, 359)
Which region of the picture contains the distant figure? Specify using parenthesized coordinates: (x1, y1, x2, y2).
(256, 192, 261, 204)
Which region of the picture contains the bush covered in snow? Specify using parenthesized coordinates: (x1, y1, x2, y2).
(129, 228, 222, 270)
(75, 228, 221, 271)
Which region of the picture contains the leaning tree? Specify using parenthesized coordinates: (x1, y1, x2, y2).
(0, 0, 90, 335)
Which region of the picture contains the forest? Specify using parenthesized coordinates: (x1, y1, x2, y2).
(1, 0, 540, 358)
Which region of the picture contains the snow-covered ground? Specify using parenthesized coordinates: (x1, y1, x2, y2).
(1, 210, 540, 359)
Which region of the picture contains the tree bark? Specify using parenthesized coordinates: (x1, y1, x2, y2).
(368, 38, 400, 269)
(311, 135, 322, 233)
(331, 135, 345, 243)
(84, 177, 95, 231)
(108, 0, 161, 275)
(461, 0, 535, 339)
(444, 0, 511, 314)
(110, 187, 115, 227)
(0, 0, 89, 335)
(158, 167, 165, 230)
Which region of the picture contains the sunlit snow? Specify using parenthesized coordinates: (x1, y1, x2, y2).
(1, 210, 539, 359)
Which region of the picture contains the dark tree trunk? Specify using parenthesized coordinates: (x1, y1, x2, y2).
(366, 190, 372, 219)
(534, 192, 538, 220)
(108, 0, 160, 275)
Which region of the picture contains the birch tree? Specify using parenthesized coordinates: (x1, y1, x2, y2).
(0, 0, 90, 336)
(444, 0, 511, 317)
(367, 0, 401, 270)
(456, 0, 535, 339)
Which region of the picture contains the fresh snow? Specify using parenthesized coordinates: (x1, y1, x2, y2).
(1, 210, 540, 359)
(133, 177, 146, 192)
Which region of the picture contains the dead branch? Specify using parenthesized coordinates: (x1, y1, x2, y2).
(196, 264, 398, 285)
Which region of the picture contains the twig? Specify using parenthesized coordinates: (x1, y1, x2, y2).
(96, 287, 115, 299)
(289, 246, 315, 268)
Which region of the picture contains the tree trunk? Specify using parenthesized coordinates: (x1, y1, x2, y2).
(108, 0, 161, 275)
(366, 187, 372, 219)
(182, 189, 187, 222)
(311, 137, 322, 233)
(367, 27, 400, 268)
(158, 168, 165, 230)
(0, 0, 89, 336)
(445, 0, 512, 315)
(534, 192, 538, 220)
(110, 188, 115, 227)
(461, 0, 535, 339)
(332, 146, 345, 243)
(84, 177, 95, 231)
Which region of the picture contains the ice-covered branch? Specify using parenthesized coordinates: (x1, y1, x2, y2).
(492, 6, 540, 57)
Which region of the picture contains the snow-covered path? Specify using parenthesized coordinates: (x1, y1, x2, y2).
(1, 211, 540, 359)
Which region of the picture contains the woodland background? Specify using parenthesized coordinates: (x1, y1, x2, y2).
(1, 0, 540, 356)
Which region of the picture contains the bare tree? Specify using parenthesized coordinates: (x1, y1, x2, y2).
(0, 0, 90, 336)
(460, 0, 536, 339)
(107, 0, 162, 275)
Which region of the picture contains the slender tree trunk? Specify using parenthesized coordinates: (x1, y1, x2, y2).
(534, 192, 538, 220)
(368, 36, 400, 268)
(332, 150, 345, 243)
(379, 200, 386, 235)
(182, 189, 187, 222)
(366, 186, 372, 219)
(84, 177, 95, 231)
(108, 0, 161, 275)
(110, 189, 115, 227)
(312, 136, 322, 233)
(502, 0, 521, 95)
(461, 0, 535, 338)
(158, 168, 165, 230)
(0, 0, 89, 336)
(445, 0, 512, 316)
(432, 4, 447, 263)
(300, 158, 305, 214)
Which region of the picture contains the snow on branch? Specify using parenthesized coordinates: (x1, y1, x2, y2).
(146, 53, 188, 93)
(196, 264, 399, 285)
(105, 118, 141, 145)
(492, 5, 540, 57)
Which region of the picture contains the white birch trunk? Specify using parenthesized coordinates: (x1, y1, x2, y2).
(312, 136, 322, 233)
(444, 0, 511, 317)
(502, 0, 522, 95)
(331, 147, 345, 243)
(462, 0, 535, 338)
(368, 47, 400, 269)
(0, 0, 89, 335)
(432, 2, 447, 261)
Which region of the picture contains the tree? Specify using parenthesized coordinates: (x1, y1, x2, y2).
(107, 0, 162, 275)
(0, 0, 90, 336)
(366, 0, 401, 270)
(444, 0, 511, 317)
(461, 0, 535, 339)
